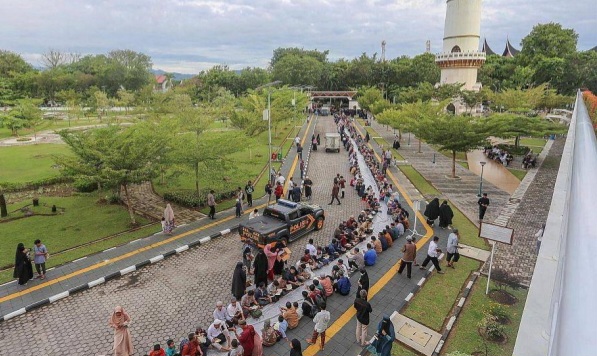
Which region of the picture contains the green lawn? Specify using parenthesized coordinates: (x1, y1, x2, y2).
(435, 147, 467, 161)
(402, 257, 481, 331)
(508, 169, 528, 181)
(451, 203, 488, 250)
(519, 137, 547, 149)
(458, 161, 469, 169)
(443, 276, 528, 356)
(0, 144, 72, 183)
(0, 195, 151, 271)
(398, 166, 441, 196)
(391, 342, 420, 356)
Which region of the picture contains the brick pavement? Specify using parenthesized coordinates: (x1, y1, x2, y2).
(483, 138, 565, 284)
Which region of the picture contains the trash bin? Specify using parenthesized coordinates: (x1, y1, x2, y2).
(277, 152, 282, 160)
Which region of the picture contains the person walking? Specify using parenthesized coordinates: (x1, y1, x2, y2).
(398, 236, 416, 279)
(339, 175, 346, 198)
(207, 190, 216, 220)
(446, 229, 460, 268)
(306, 303, 330, 350)
(109, 306, 134, 356)
(478, 193, 490, 222)
(299, 160, 305, 179)
(424, 198, 440, 226)
(328, 182, 341, 205)
(297, 143, 303, 160)
(163, 204, 175, 234)
(438, 200, 454, 229)
(265, 182, 273, 202)
(354, 290, 373, 346)
(420, 236, 444, 274)
(33, 239, 48, 280)
(287, 177, 295, 200)
(303, 176, 313, 200)
(245, 181, 254, 207)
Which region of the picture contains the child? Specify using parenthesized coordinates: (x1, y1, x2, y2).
(235, 198, 242, 218)
(149, 344, 166, 356)
(165, 339, 177, 356)
(161, 217, 167, 233)
(229, 339, 243, 356)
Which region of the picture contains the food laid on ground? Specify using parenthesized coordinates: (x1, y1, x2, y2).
(239, 199, 325, 247)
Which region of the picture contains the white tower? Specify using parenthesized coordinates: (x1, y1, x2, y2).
(435, 0, 485, 91)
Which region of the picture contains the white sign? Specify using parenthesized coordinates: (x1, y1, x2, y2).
(479, 222, 514, 245)
(413, 200, 421, 211)
(263, 109, 269, 121)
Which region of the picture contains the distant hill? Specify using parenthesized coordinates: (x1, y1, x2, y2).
(151, 69, 196, 81)
(591, 46, 597, 52)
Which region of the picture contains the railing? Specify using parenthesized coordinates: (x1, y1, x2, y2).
(435, 51, 486, 61)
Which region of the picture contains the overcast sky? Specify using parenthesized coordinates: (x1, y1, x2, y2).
(2, 0, 596, 73)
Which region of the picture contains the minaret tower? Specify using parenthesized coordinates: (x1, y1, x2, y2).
(435, 0, 485, 91)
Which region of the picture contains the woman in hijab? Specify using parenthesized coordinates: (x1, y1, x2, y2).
(357, 268, 369, 294)
(109, 306, 134, 356)
(261, 318, 278, 347)
(371, 316, 395, 356)
(438, 200, 454, 229)
(264, 244, 278, 281)
(163, 204, 175, 234)
(13, 243, 33, 285)
(423, 198, 441, 226)
(237, 320, 255, 356)
(290, 338, 303, 356)
(231, 262, 247, 300)
(253, 249, 268, 287)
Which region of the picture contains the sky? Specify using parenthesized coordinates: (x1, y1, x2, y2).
(1, 0, 596, 74)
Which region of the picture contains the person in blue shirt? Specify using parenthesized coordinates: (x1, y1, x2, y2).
(327, 239, 339, 258)
(276, 315, 289, 341)
(165, 339, 177, 356)
(334, 271, 351, 295)
(364, 243, 377, 266)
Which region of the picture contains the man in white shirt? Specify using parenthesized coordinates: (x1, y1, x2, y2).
(226, 298, 244, 322)
(207, 319, 231, 351)
(306, 303, 331, 350)
(294, 135, 301, 147)
(306, 238, 317, 256)
(213, 301, 234, 329)
(419, 236, 444, 274)
(276, 173, 285, 186)
(249, 209, 260, 219)
(446, 229, 460, 268)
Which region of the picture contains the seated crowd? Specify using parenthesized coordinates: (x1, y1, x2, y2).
(483, 145, 514, 166)
(143, 113, 407, 356)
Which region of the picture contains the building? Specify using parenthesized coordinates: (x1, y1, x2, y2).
(482, 38, 520, 57)
(154, 75, 171, 93)
(435, 0, 486, 92)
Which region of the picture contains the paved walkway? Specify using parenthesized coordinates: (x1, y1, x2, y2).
(368, 120, 510, 226)
(484, 137, 565, 285)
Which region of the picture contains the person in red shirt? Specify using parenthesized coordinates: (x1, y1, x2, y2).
(274, 182, 284, 202)
(149, 344, 166, 356)
(181, 333, 202, 356)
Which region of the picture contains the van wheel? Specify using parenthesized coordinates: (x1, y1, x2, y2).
(315, 217, 324, 230)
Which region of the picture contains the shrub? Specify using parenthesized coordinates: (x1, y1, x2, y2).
(491, 268, 522, 291)
(73, 178, 98, 193)
(478, 315, 505, 340)
(485, 303, 509, 323)
(107, 193, 121, 205)
(163, 189, 239, 208)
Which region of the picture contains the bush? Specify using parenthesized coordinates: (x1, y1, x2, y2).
(0, 176, 73, 192)
(163, 189, 239, 208)
(478, 315, 505, 340)
(107, 193, 121, 205)
(73, 178, 98, 193)
(491, 268, 522, 291)
(485, 303, 509, 323)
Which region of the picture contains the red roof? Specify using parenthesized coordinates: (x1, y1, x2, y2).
(155, 75, 167, 84)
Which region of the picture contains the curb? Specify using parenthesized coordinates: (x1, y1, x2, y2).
(1, 226, 239, 323)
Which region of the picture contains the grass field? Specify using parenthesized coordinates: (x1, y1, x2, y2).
(518, 137, 547, 150)
(443, 276, 528, 356)
(0, 195, 151, 272)
(398, 166, 441, 196)
(402, 257, 481, 331)
(390, 342, 420, 356)
(508, 169, 528, 181)
(0, 144, 72, 183)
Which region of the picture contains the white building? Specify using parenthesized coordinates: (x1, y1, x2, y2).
(435, 0, 486, 92)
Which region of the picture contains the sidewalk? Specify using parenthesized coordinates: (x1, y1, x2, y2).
(0, 117, 317, 322)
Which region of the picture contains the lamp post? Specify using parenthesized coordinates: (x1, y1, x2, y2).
(478, 161, 486, 197)
(258, 81, 282, 199)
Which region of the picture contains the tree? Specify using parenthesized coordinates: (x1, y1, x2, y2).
(426, 115, 488, 178)
(377, 108, 408, 140)
(60, 123, 170, 225)
(519, 23, 578, 66)
(117, 88, 135, 114)
(271, 47, 328, 68)
(433, 83, 463, 101)
(484, 113, 555, 148)
(358, 87, 384, 112)
(93, 90, 110, 120)
(395, 100, 447, 153)
(0, 98, 42, 136)
(460, 90, 484, 114)
(271, 54, 323, 86)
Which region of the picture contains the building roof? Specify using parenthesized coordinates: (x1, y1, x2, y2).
(502, 39, 520, 57)
(155, 75, 168, 84)
(481, 39, 496, 56)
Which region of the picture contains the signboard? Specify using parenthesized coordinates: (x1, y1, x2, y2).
(479, 222, 514, 245)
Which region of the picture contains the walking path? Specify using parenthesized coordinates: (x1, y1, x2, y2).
(466, 149, 522, 194)
(368, 120, 510, 226)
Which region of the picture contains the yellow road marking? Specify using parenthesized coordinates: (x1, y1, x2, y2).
(303, 124, 434, 356)
(0, 115, 315, 305)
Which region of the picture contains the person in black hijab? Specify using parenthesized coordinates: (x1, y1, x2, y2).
(253, 249, 268, 287)
(231, 262, 247, 300)
(357, 268, 369, 295)
(13, 243, 33, 285)
(424, 198, 441, 226)
(438, 200, 454, 229)
(290, 338, 303, 356)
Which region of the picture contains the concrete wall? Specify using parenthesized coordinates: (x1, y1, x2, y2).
(514, 92, 597, 356)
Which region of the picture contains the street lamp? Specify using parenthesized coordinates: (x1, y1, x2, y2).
(478, 161, 486, 197)
(258, 81, 282, 199)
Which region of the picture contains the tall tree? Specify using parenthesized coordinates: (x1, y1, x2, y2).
(425, 115, 488, 178)
(484, 113, 558, 149)
(519, 23, 578, 66)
